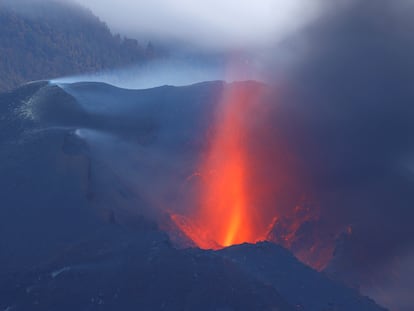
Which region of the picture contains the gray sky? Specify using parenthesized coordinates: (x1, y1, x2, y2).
(76, 0, 326, 50)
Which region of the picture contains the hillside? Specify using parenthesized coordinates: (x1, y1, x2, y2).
(0, 0, 154, 92)
(0, 80, 387, 311)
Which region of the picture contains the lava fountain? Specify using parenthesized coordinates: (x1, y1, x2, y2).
(172, 82, 274, 249)
(197, 83, 264, 248)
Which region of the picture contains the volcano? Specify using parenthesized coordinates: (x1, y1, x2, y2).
(0, 81, 387, 311)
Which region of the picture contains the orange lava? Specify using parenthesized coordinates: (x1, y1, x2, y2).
(200, 84, 258, 247)
(172, 83, 268, 249)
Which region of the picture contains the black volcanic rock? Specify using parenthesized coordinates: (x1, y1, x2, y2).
(0, 228, 294, 311)
(218, 242, 386, 311)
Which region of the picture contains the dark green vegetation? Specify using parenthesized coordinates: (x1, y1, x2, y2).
(0, 0, 154, 92)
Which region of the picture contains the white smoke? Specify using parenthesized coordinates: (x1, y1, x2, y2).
(75, 0, 327, 51)
(51, 56, 266, 89)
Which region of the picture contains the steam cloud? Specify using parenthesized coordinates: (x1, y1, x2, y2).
(76, 0, 326, 51)
(52, 56, 265, 90)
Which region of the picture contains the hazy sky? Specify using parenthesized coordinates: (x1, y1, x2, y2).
(77, 0, 326, 50)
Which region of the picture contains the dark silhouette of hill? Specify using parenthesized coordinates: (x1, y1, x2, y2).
(0, 0, 153, 92)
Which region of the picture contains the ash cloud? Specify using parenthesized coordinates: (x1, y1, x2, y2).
(274, 0, 414, 309)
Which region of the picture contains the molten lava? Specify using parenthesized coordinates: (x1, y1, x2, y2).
(198, 83, 261, 248)
(172, 83, 271, 249)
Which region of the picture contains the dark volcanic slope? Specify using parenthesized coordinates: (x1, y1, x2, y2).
(0, 80, 223, 273)
(0, 81, 386, 311)
(219, 243, 384, 311)
(0, 224, 294, 311)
